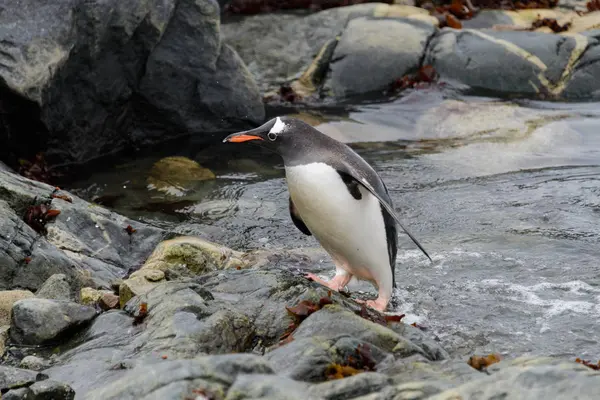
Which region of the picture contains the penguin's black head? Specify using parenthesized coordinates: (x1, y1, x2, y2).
(223, 116, 317, 161)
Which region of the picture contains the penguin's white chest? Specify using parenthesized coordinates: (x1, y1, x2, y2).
(285, 162, 391, 282)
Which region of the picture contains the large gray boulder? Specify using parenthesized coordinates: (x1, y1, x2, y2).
(323, 17, 436, 98)
(221, 3, 386, 92)
(424, 28, 600, 100)
(0, 0, 264, 167)
(10, 298, 97, 345)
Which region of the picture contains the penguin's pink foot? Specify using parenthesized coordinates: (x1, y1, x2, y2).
(305, 272, 329, 286)
(305, 273, 349, 292)
(355, 297, 389, 312)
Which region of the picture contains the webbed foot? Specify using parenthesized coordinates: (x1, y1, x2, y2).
(355, 296, 389, 312)
(305, 272, 351, 292)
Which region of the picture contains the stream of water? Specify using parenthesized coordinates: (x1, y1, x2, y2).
(64, 88, 600, 360)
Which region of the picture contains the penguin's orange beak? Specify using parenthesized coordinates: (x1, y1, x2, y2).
(224, 134, 264, 143)
(223, 119, 278, 144)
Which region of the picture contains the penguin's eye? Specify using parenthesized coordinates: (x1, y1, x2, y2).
(267, 132, 278, 141)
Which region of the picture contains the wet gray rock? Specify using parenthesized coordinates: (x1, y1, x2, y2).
(0, 198, 81, 292)
(0, 169, 168, 291)
(194, 267, 358, 344)
(0, 365, 47, 393)
(0, 0, 263, 167)
(83, 354, 274, 400)
(225, 374, 312, 400)
(20, 265, 600, 399)
(137, 2, 264, 143)
(291, 304, 446, 359)
(264, 337, 338, 382)
(563, 36, 600, 99)
(424, 28, 600, 100)
(35, 274, 73, 301)
(10, 298, 97, 345)
(40, 267, 444, 397)
(388, 323, 449, 362)
(3, 388, 31, 400)
(29, 380, 76, 400)
(3, 380, 76, 400)
(20, 355, 49, 371)
(324, 17, 436, 98)
(430, 356, 600, 399)
(221, 3, 383, 92)
(41, 311, 137, 396)
(40, 273, 307, 395)
(309, 372, 391, 400)
(381, 354, 480, 386)
(121, 281, 256, 358)
(265, 335, 395, 382)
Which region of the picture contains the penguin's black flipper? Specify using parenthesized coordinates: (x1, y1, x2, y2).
(289, 197, 312, 236)
(335, 168, 432, 263)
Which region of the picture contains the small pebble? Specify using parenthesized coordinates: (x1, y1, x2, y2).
(20, 355, 48, 371)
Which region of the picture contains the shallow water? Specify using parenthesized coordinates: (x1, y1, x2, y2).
(65, 88, 600, 360)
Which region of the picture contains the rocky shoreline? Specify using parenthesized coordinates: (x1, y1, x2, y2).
(2, 1, 600, 399)
(222, 3, 600, 103)
(1, 167, 599, 399)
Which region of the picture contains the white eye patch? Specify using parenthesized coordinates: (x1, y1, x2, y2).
(270, 117, 286, 134)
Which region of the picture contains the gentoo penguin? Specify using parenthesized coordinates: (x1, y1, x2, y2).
(223, 116, 431, 312)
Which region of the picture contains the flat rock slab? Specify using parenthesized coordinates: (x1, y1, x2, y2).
(10, 298, 97, 345)
(431, 357, 600, 400)
(325, 17, 436, 98)
(83, 354, 274, 400)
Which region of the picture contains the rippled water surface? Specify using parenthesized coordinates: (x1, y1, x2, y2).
(66, 90, 600, 360)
